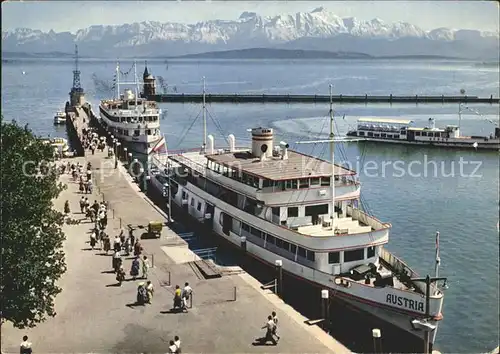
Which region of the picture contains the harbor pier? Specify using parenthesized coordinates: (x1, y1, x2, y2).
(0, 106, 351, 353)
(146, 93, 500, 104)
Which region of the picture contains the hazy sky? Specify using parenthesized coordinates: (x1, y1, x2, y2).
(2, 1, 499, 33)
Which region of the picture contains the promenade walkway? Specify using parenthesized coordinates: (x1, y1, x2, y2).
(1, 147, 350, 353)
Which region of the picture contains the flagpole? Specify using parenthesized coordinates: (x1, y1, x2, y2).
(164, 134, 172, 224)
(434, 231, 440, 279)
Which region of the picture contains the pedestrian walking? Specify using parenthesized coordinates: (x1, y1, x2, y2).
(261, 315, 277, 345)
(112, 250, 122, 273)
(182, 282, 192, 311)
(130, 256, 140, 280)
(113, 235, 121, 252)
(90, 231, 97, 250)
(272, 311, 280, 341)
(134, 240, 143, 257)
(136, 282, 147, 305)
(173, 285, 182, 311)
(103, 234, 111, 254)
(174, 335, 181, 353)
(20, 335, 32, 354)
(64, 200, 70, 214)
(79, 196, 86, 213)
(142, 255, 150, 279)
(145, 280, 154, 303)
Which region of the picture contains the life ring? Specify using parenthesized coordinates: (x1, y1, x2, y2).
(432, 312, 444, 321)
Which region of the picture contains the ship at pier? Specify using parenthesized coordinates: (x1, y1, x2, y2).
(150, 82, 447, 351)
(98, 62, 164, 155)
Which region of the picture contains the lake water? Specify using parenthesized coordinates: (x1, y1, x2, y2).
(2, 58, 499, 353)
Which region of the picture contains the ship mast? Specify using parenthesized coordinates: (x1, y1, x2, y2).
(133, 60, 138, 108)
(115, 62, 120, 99)
(329, 84, 336, 222)
(202, 76, 207, 153)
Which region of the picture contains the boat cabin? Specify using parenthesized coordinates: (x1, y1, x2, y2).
(352, 117, 414, 139)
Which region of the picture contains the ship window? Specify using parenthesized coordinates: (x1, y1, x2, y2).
(262, 179, 272, 188)
(291, 180, 298, 189)
(321, 177, 330, 186)
(290, 244, 297, 254)
(367, 246, 376, 258)
(381, 133, 386, 138)
(306, 250, 315, 262)
(298, 247, 307, 258)
(197, 202, 202, 211)
(310, 177, 320, 186)
(358, 132, 365, 136)
(117, 128, 123, 134)
(386, 134, 392, 138)
(299, 179, 309, 189)
(428, 132, 434, 137)
(329, 252, 340, 264)
(435, 132, 441, 138)
(190, 198, 195, 206)
(421, 132, 428, 137)
(134, 130, 140, 136)
(272, 207, 280, 216)
(250, 227, 261, 238)
(344, 249, 365, 262)
(242, 223, 250, 232)
(146, 129, 152, 135)
(288, 207, 298, 217)
(275, 238, 283, 248)
(267, 235, 275, 244)
(285, 180, 293, 189)
(282, 241, 290, 252)
(416, 132, 421, 136)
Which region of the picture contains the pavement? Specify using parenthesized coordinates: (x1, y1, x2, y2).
(1, 125, 351, 353)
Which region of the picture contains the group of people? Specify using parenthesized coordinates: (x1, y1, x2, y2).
(168, 335, 182, 353)
(82, 127, 106, 155)
(172, 282, 193, 312)
(261, 311, 280, 345)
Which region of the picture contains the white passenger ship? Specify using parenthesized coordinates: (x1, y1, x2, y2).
(98, 62, 163, 155)
(150, 85, 446, 349)
(347, 111, 500, 150)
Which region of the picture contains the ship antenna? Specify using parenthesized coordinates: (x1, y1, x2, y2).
(116, 61, 120, 99)
(329, 84, 336, 223)
(434, 231, 440, 278)
(202, 76, 207, 153)
(133, 60, 138, 109)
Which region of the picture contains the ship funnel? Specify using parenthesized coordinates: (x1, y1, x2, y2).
(280, 141, 289, 160)
(251, 127, 273, 159)
(428, 117, 436, 130)
(228, 134, 236, 152)
(207, 135, 214, 155)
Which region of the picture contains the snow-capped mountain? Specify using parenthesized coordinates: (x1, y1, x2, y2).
(2, 7, 499, 59)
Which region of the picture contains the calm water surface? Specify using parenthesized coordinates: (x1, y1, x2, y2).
(2, 58, 499, 353)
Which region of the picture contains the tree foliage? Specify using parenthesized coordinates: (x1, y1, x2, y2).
(1, 117, 67, 328)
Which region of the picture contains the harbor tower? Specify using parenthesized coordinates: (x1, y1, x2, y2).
(69, 44, 85, 107)
(143, 61, 156, 97)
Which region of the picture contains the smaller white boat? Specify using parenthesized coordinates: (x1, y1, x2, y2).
(53, 111, 67, 125)
(40, 137, 72, 157)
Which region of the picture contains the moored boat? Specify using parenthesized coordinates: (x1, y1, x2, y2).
(346, 106, 500, 150)
(53, 111, 67, 125)
(150, 82, 447, 351)
(98, 62, 163, 156)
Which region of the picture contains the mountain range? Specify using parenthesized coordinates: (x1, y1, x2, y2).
(2, 7, 499, 59)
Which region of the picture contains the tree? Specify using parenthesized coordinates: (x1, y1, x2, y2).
(1, 118, 67, 328)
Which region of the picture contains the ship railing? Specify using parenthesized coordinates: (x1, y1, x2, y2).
(346, 206, 390, 230)
(379, 248, 433, 295)
(170, 155, 206, 176)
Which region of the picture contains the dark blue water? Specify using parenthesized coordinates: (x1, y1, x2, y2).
(2, 58, 499, 353)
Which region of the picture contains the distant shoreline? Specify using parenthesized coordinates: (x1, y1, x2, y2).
(1, 48, 482, 61)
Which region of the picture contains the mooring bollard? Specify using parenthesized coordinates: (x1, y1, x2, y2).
(275, 259, 283, 297)
(233, 286, 237, 301)
(372, 328, 382, 354)
(128, 152, 132, 164)
(321, 289, 329, 332)
(123, 147, 128, 161)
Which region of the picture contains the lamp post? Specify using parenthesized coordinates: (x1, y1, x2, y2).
(114, 141, 121, 169)
(411, 275, 447, 354)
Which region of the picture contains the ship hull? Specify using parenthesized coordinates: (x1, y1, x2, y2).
(346, 133, 500, 150)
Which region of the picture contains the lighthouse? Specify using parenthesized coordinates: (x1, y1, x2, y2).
(69, 44, 85, 107)
(142, 61, 156, 98)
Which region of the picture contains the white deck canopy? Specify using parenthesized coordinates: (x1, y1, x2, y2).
(358, 117, 414, 125)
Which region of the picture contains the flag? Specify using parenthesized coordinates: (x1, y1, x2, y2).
(152, 136, 167, 154)
(435, 232, 440, 250)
